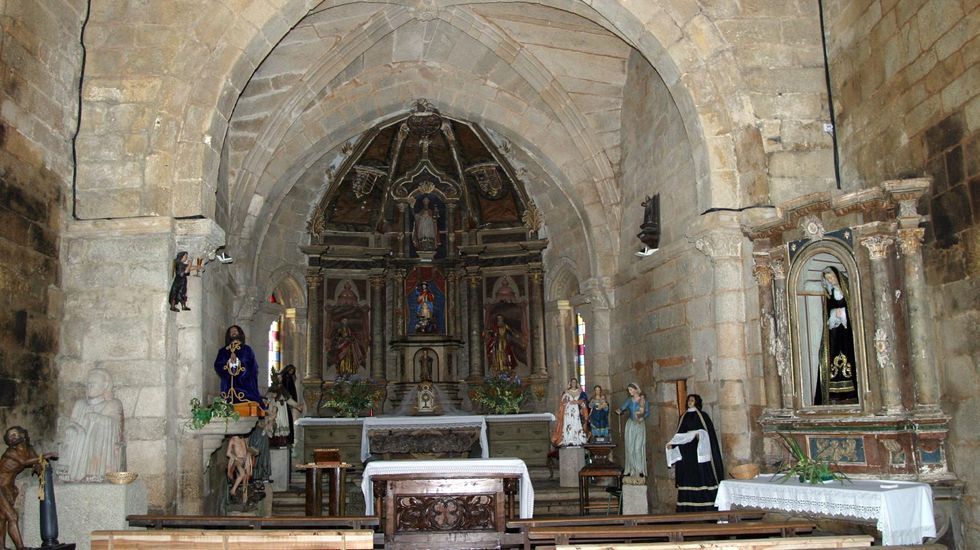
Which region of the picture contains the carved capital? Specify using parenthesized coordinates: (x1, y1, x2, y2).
(693, 232, 742, 259)
(897, 227, 925, 256)
(770, 259, 786, 280)
(466, 273, 482, 287)
(860, 235, 894, 260)
(528, 269, 544, 283)
(752, 253, 773, 287)
(305, 270, 323, 288)
(369, 274, 386, 288)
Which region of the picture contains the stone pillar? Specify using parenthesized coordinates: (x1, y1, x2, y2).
(400, 203, 410, 257)
(466, 271, 484, 381)
(447, 270, 460, 338)
(369, 273, 386, 381)
(769, 253, 794, 409)
(528, 268, 547, 377)
(446, 203, 456, 257)
(304, 270, 323, 382)
(692, 219, 752, 461)
(886, 180, 942, 412)
(752, 251, 782, 410)
(859, 231, 904, 414)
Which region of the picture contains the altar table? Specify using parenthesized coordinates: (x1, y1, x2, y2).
(715, 474, 936, 546)
(361, 458, 535, 518)
(359, 415, 489, 462)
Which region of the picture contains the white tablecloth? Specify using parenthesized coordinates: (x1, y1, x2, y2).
(716, 474, 936, 546)
(361, 458, 534, 518)
(359, 415, 489, 462)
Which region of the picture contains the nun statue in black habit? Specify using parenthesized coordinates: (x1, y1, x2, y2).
(666, 394, 724, 512)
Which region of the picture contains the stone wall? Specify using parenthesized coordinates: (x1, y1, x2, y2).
(826, 1, 978, 545)
(0, 1, 83, 445)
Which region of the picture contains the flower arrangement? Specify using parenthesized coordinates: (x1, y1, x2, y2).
(469, 371, 528, 415)
(774, 433, 848, 484)
(186, 397, 240, 430)
(318, 375, 384, 417)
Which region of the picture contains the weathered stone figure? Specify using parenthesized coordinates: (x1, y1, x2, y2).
(59, 368, 124, 482)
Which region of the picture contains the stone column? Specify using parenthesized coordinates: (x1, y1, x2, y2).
(446, 203, 456, 257)
(860, 232, 904, 414)
(369, 273, 386, 381)
(692, 219, 753, 461)
(528, 268, 547, 377)
(304, 270, 323, 382)
(466, 271, 484, 381)
(886, 180, 942, 412)
(769, 253, 794, 409)
(752, 251, 782, 410)
(447, 270, 460, 338)
(400, 203, 410, 257)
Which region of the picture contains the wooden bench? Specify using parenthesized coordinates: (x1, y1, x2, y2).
(91, 528, 374, 549)
(507, 510, 767, 549)
(553, 534, 874, 549)
(127, 514, 379, 530)
(527, 520, 816, 546)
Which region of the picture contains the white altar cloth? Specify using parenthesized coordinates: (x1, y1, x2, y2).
(362, 458, 534, 518)
(360, 415, 489, 462)
(716, 474, 936, 546)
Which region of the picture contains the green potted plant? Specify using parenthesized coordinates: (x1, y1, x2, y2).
(186, 396, 241, 430)
(774, 433, 849, 484)
(318, 375, 384, 417)
(469, 371, 528, 415)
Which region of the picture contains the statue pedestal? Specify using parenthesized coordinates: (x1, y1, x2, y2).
(20, 479, 147, 550)
(621, 482, 649, 515)
(559, 446, 585, 487)
(270, 447, 290, 489)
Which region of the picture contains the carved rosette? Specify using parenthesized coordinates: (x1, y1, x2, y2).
(897, 228, 925, 256)
(860, 235, 894, 260)
(799, 215, 826, 241)
(395, 495, 496, 531)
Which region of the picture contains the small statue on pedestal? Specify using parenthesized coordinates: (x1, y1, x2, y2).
(588, 385, 610, 442)
(1, 427, 59, 550)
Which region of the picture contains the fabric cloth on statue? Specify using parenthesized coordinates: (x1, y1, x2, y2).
(814, 267, 858, 405)
(672, 406, 724, 512)
(551, 389, 588, 447)
(213, 344, 266, 408)
(665, 429, 710, 467)
(618, 395, 650, 477)
(248, 425, 271, 481)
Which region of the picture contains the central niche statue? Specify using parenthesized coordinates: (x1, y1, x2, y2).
(412, 196, 439, 251)
(59, 368, 124, 482)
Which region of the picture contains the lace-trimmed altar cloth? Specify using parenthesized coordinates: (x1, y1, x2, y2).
(362, 458, 534, 518)
(360, 415, 489, 462)
(716, 474, 936, 546)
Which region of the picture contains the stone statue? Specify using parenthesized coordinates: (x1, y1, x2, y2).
(412, 196, 439, 251)
(2, 427, 56, 550)
(226, 435, 255, 504)
(59, 368, 124, 482)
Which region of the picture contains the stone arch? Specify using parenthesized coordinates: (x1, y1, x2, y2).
(152, 0, 759, 221)
(265, 268, 307, 310)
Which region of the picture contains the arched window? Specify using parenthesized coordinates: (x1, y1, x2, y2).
(575, 313, 586, 388)
(267, 316, 281, 385)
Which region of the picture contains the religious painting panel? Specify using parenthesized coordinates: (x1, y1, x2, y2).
(324, 278, 370, 377)
(409, 193, 447, 259)
(788, 239, 868, 409)
(807, 436, 867, 465)
(405, 267, 446, 334)
(483, 274, 529, 373)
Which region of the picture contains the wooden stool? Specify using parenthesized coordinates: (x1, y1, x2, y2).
(578, 463, 623, 515)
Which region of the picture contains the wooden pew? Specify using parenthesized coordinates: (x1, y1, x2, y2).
(527, 520, 816, 546)
(507, 510, 767, 549)
(126, 513, 379, 530)
(91, 528, 374, 549)
(554, 534, 874, 549)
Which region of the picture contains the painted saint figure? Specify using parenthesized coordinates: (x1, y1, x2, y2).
(551, 378, 589, 447)
(333, 318, 366, 375)
(1, 427, 56, 550)
(168, 251, 192, 311)
(213, 325, 266, 409)
(59, 368, 124, 482)
(668, 394, 724, 512)
(615, 383, 650, 478)
(485, 314, 519, 372)
(814, 266, 858, 405)
(588, 385, 610, 442)
(415, 282, 436, 333)
(412, 196, 439, 251)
